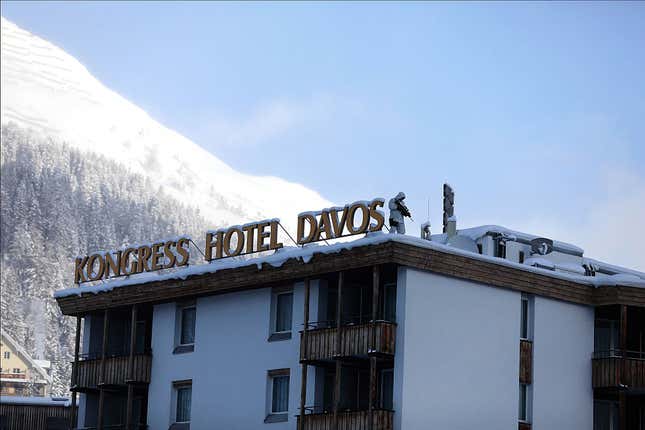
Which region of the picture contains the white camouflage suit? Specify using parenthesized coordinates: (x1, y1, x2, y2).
(388, 192, 406, 234)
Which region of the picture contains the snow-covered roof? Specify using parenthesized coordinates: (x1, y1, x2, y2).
(54, 228, 645, 300)
(33, 359, 51, 370)
(0, 396, 70, 406)
(437, 224, 585, 256)
(0, 329, 51, 384)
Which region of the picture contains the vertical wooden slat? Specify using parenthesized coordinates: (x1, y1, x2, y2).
(369, 265, 380, 429)
(369, 357, 377, 429)
(97, 309, 109, 430)
(333, 272, 344, 430)
(70, 315, 81, 428)
(125, 304, 138, 430)
(619, 305, 627, 430)
(300, 279, 311, 430)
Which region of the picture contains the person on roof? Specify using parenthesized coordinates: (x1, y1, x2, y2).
(389, 192, 412, 234)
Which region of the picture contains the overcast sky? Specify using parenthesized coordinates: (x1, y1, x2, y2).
(3, 2, 645, 270)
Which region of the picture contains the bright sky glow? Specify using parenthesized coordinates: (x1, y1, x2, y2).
(3, 2, 644, 270)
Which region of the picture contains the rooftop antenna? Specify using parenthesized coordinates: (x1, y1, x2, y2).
(442, 183, 455, 234)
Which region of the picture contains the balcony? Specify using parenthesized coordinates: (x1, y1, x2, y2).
(297, 410, 393, 430)
(300, 321, 396, 363)
(0, 372, 27, 380)
(72, 353, 152, 390)
(76, 426, 148, 430)
(592, 350, 645, 390)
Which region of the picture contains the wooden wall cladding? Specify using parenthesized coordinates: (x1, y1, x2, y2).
(519, 340, 533, 384)
(0, 403, 75, 430)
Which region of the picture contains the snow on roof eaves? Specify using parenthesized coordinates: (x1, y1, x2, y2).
(54, 231, 645, 299)
(0, 396, 70, 406)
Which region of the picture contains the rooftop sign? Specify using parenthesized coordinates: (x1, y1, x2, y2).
(73, 197, 386, 284)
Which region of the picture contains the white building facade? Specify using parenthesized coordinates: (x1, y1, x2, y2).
(57, 227, 645, 430)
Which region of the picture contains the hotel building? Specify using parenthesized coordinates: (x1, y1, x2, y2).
(55, 220, 645, 430)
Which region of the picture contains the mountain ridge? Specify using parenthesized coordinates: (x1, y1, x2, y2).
(1, 16, 331, 231)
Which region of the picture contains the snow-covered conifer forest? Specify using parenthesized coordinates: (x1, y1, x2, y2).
(0, 124, 209, 395)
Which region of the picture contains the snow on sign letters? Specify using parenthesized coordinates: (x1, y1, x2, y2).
(296, 198, 385, 244)
(204, 219, 283, 261)
(73, 197, 388, 285)
(74, 238, 191, 284)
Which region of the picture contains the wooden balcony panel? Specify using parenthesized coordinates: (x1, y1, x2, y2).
(519, 340, 532, 384)
(297, 410, 393, 430)
(301, 327, 337, 362)
(592, 357, 645, 389)
(0, 373, 27, 380)
(300, 322, 396, 362)
(73, 354, 152, 389)
(518, 422, 532, 430)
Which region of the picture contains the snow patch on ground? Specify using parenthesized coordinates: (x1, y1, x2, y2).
(0, 396, 70, 406)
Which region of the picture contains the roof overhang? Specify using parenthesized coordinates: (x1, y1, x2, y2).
(55, 238, 645, 316)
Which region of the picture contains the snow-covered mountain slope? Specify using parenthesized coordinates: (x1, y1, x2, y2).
(1, 17, 330, 229)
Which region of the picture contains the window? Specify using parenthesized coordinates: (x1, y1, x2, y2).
(174, 302, 196, 354)
(272, 375, 289, 413)
(269, 288, 293, 341)
(380, 369, 394, 410)
(519, 383, 527, 421)
(13, 368, 21, 374)
(265, 369, 290, 423)
(519, 383, 531, 423)
(383, 283, 397, 322)
(275, 292, 293, 333)
(595, 319, 619, 357)
(519, 251, 525, 264)
(180, 306, 196, 345)
(3, 351, 9, 359)
(594, 400, 619, 430)
(520, 294, 529, 340)
(173, 381, 192, 423)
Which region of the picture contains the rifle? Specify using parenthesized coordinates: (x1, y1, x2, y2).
(398, 202, 413, 221)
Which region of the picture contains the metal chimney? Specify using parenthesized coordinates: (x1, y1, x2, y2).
(442, 183, 454, 234)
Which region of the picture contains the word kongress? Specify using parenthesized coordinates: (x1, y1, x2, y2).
(74, 198, 385, 284)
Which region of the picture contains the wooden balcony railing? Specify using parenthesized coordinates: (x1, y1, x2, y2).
(72, 353, 152, 389)
(297, 410, 393, 430)
(300, 322, 396, 362)
(0, 373, 27, 380)
(592, 351, 645, 390)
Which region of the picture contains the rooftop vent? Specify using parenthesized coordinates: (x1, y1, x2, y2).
(530, 238, 553, 256)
